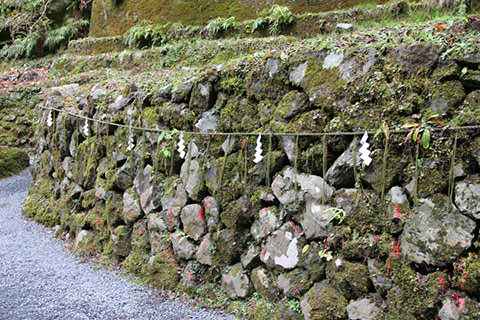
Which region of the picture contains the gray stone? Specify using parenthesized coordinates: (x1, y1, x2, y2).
(272, 166, 334, 212)
(301, 203, 336, 240)
(108, 94, 134, 112)
(114, 162, 134, 191)
(278, 90, 309, 119)
(290, 62, 308, 86)
(251, 207, 279, 241)
(171, 231, 197, 260)
(122, 188, 143, 224)
(196, 233, 213, 265)
(323, 52, 344, 69)
(266, 58, 280, 79)
(334, 188, 357, 216)
(221, 136, 236, 154)
(241, 244, 260, 269)
(69, 184, 83, 200)
(147, 212, 167, 255)
(362, 49, 376, 74)
(151, 84, 172, 104)
(62, 157, 74, 179)
(455, 180, 480, 219)
(438, 299, 460, 320)
(454, 163, 465, 179)
(277, 269, 311, 298)
(261, 222, 302, 269)
(181, 262, 197, 288)
(191, 82, 214, 111)
(180, 158, 204, 201)
(49, 83, 82, 97)
(222, 263, 251, 298)
(74, 230, 95, 252)
(180, 204, 206, 241)
(280, 136, 295, 163)
(388, 186, 408, 205)
(326, 142, 359, 188)
(347, 298, 379, 320)
(251, 267, 275, 298)
(195, 110, 218, 133)
(160, 181, 188, 211)
(336, 23, 354, 32)
(389, 44, 442, 73)
(111, 226, 131, 257)
(401, 195, 476, 266)
(367, 259, 392, 293)
(89, 84, 107, 101)
(460, 69, 480, 91)
(429, 81, 465, 115)
(203, 196, 220, 232)
(171, 80, 194, 103)
(339, 59, 357, 82)
(139, 184, 163, 215)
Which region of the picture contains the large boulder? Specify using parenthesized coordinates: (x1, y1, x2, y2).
(180, 158, 205, 201)
(222, 263, 251, 298)
(261, 222, 303, 270)
(196, 233, 214, 265)
(147, 212, 167, 255)
(388, 44, 442, 74)
(170, 231, 197, 260)
(180, 204, 206, 241)
(346, 298, 380, 320)
(301, 203, 337, 240)
(301, 281, 347, 320)
(271, 166, 334, 212)
(251, 207, 280, 242)
(401, 195, 476, 266)
(455, 179, 480, 220)
(326, 258, 371, 300)
(111, 225, 131, 257)
(122, 188, 143, 225)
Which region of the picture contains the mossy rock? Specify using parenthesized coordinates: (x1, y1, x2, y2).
(0, 147, 29, 178)
(147, 250, 180, 291)
(383, 258, 445, 319)
(326, 258, 371, 300)
(300, 281, 347, 320)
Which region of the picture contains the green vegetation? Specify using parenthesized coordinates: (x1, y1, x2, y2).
(205, 17, 238, 37)
(250, 5, 295, 34)
(0, 147, 29, 179)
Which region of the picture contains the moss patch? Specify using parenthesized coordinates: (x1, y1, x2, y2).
(0, 147, 29, 178)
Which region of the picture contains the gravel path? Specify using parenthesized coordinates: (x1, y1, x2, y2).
(0, 169, 237, 320)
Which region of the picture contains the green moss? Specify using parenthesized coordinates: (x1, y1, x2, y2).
(383, 258, 445, 319)
(0, 147, 29, 178)
(302, 282, 347, 320)
(326, 259, 371, 300)
(147, 250, 180, 291)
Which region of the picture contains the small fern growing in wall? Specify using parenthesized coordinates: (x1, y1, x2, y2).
(124, 21, 169, 49)
(250, 5, 295, 35)
(44, 18, 89, 50)
(205, 17, 238, 37)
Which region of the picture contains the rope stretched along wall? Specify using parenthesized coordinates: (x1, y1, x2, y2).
(37, 105, 480, 137)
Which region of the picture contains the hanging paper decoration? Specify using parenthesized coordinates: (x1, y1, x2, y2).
(127, 125, 135, 151)
(359, 131, 372, 166)
(82, 119, 89, 137)
(46, 110, 53, 127)
(178, 132, 186, 159)
(254, 135, 263, 164)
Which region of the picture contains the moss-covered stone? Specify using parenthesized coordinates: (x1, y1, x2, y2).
(0, 147, 29, 178)
(147, 250, 180, 291)
(300, 281, 347, 320)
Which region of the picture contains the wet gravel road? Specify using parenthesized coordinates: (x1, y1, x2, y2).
(0, 169, 236, 320)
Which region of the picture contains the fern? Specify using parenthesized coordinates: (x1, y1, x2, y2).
(124, 21, 169, 49)
(205, 17, 238, 36)
(257, 5, 295, 35)
(44, 18, 89, 50)
(0, 31, 40, 59)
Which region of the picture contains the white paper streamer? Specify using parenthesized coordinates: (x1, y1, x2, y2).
(359, 131, 372, 166)
(178, 132, 186, 159)
(82, 119, 89, 137)
(127, 125, 134, 151)
(254, 135, 263, 164)
(46, 110, 53, 127)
